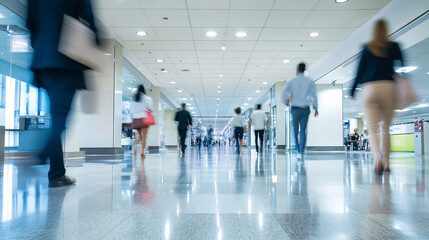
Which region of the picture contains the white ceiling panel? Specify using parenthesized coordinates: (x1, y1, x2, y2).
(162, 41, 195, 51)
(342, 10, 380, 28)
(325, 28, 357, 41)
(145, 10, 190, 27)
(197, 51, 225, 58)
(93, 0, 141, 9)
(189, 10, 229, 27)
(273, 0, 319, 10)
(194, 40, 256, 51)
(154, 28, 193, 40)
(254, 41, 286, 51)
(167, 50, 197, 58)
(124, 41, 165, 51)
(187, 0, 229, 9)
(222, 28, 262, 41)
(300, 10, 356, 28)
(138, 0, 186, 9)
(96, 9, 151, 27)
(259, 28, 296, 41)
(191, 28, 227, 41)
(265, 11, 310, 27)
(223, 51, 252, 59)
(110, 27, 158, 41)
(230, 0, 275, 10)
(228, 10, 270, 28)
(135, 51, 169, 58)
(314, 0, 391, 10)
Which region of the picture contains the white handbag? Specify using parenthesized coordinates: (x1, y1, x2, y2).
(394, 75, 417, 110)
(58, 15, 106, 71)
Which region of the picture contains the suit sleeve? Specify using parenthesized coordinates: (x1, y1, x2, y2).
(350, 48, 366, 97)
(188, 112, 193, 126)
(26, 0, 36, 40)
(80, 0, 99, 44)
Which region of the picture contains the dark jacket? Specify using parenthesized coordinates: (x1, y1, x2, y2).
(175, 110, 192, 130)
(350, 42, 403, 97)
(26, 0, 98, 72)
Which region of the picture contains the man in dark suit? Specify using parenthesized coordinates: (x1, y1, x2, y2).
(27, 0, 98, 187)
(174, 103, 193, 154)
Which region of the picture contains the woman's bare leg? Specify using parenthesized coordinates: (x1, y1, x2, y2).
(141, 127, 149, 159)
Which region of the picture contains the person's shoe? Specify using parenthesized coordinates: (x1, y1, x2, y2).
(49, 175, 76, 188)
(296, 154, 302, 160)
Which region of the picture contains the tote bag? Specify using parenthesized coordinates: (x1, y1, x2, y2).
(58, 15, 106, 70)
(143, 111, 156, 126)
(394, 75, 417, 110)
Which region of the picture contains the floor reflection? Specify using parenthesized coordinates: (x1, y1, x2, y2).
(1, 148, 429, 239)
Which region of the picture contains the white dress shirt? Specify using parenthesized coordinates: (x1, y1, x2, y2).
(251, 110, 267, 131)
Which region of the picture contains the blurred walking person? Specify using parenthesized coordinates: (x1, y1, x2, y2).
(350, 19, 404, 175)
(250, 104, 267, 153)
(27, 0, 98, 187)
(175, 103, 193, 155)
(281, 63, 319, 160)
(131, 85, 154, 159)
(230, 107, 246, 154)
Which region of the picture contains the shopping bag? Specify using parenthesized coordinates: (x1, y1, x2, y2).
(394, 75, 417, 110)
(142, 111, 156, 126)
(58, 15, 106, 70)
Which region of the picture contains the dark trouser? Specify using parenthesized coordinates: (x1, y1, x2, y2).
(37, 69, 84, 180)
(178, 129, 187, 153)
(254, 130, 264, 152)
(234, 127, 244, 153)
(291, 107, 311, 154)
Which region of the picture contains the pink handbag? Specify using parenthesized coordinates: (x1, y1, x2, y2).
(142, 111, 156, 126)
(394, 75, 417, 110)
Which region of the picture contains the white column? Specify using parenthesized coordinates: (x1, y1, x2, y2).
(164, 110, 178, 147)
(146, 86, 161, 152)
(307, 84, 343, 148)
(275, 82, 286, 149)
(79, 40, 123, 150)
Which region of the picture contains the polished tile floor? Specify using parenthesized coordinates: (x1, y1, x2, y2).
(0, 147, 428, 240)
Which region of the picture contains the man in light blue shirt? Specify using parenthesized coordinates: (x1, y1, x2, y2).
(281, 63, 319, 159)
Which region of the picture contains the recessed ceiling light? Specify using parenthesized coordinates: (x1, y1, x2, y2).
(344, 95, 349, 98)
(221, 46, 226, 50)
(248, 97, 252, 100)
(217, 98, 220, 101)
(206, 31, 217, 37)
(177, 90, 182, 93)
(155, 59, 164, 63)
(218, 90, 221, 93)
(105, 53, 111, 56)
(189, 107, 194, 110)
(219, 74, 223, 78)
(396, 66, 418, 73)
(244, 103, 248, 106)
(335, 0, 349, 3)
(186, 103, 191, 106)
(281, 59, 290, 64)
(262, 82, 267, 85)
(219, 81, 222, 84)
(309, 32, 320, 37)
(256, 90, 260, 93)
(192, 111, 196, 114)
(170, 81, 176, 84)
(236, 32, 247, 37)
(136, 31, 148, 36)
(161, 69, 168, 73)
